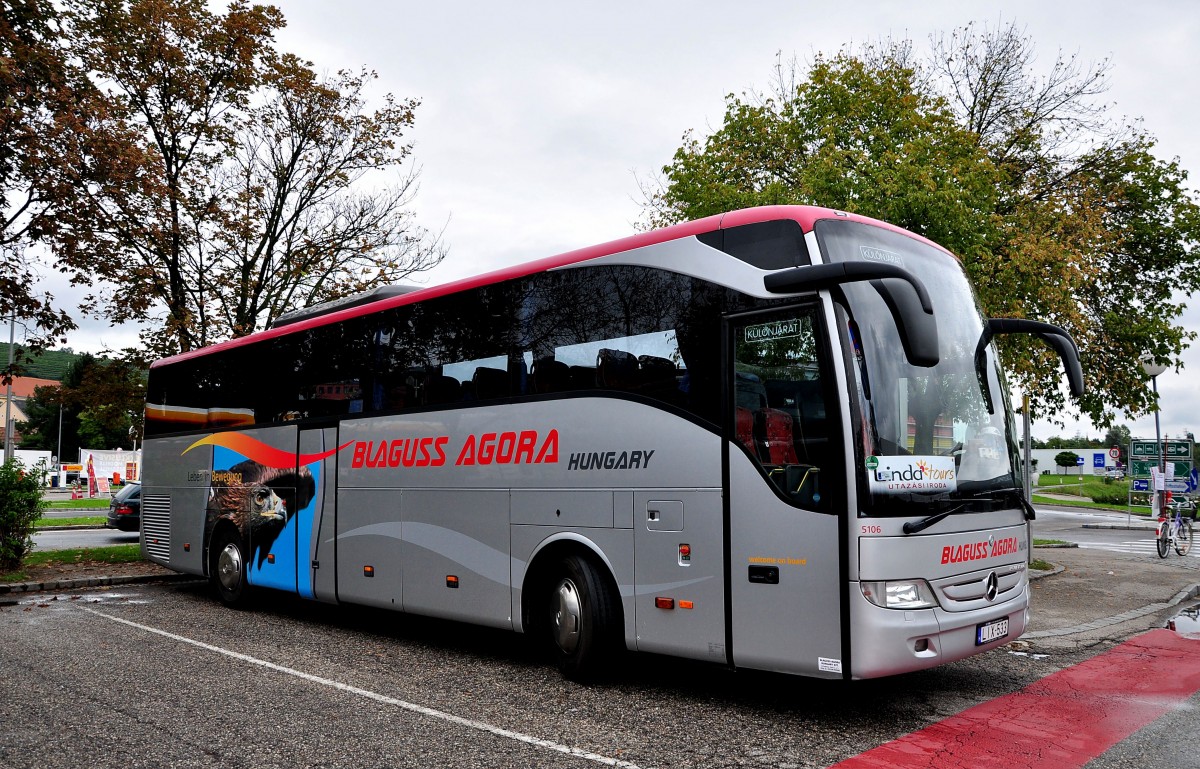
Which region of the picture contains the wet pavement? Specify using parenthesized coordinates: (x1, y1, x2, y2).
(1025, 544, 1200, 651)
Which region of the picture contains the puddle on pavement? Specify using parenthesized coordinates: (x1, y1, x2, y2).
(1167, 605, 1200, 639)
(11, 591, 151, 608)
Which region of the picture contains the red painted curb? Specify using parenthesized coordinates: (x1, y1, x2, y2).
(832, 628, 1200, 769)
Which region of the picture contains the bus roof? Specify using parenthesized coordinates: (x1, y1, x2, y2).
(150, 205, 947, 369)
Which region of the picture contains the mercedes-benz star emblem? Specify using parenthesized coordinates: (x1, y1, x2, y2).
(985, 572, 999, 602)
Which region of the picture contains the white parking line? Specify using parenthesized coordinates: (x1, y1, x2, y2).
(83, 607, 643, 769)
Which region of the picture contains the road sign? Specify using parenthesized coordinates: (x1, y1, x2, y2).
(1109, 446, 1121, 460)
(1075, 456, 1085, 466)
(1130, 439, 1193, 460)
(1166, 481, 1190, 493)
(1093, 453, 1106, 468)
(1132, 479, 1150, 492)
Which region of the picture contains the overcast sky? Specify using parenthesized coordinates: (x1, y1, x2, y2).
(41, 0, 1200, 443)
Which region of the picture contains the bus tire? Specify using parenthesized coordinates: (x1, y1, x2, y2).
(548, 553, 621, 682)
(210, 526, 249, 607)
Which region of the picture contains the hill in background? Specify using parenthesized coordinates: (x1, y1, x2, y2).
(1, 344, 84, 382)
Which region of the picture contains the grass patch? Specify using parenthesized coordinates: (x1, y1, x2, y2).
(1029, 558, 1055, 572)
(45, 499, 111, 509)
(1033, 538, 1068, 546)
(25, 544, 143, 566)
(1030, 494, 1150, 516)
(0, 544, 143, 583)
(36, 516, 106, 528)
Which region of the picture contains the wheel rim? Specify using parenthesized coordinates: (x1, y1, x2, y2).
(553, 577, 582, 653)
(217, 542, 243, 591)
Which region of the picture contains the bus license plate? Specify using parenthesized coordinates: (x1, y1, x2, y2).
(976, 618, 1009, 645)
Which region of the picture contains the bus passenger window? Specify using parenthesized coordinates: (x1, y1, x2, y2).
(732, 311, 829, 512)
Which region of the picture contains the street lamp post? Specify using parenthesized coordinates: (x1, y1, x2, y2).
(4, 309, 15, 465)
(1141, 355, 1169, 516)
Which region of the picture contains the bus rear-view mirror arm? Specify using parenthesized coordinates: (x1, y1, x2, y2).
(973, 318, 1085, 414)
(764, 262, 939, 368)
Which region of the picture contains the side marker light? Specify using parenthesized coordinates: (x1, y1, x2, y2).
(446, 575, 459, 588)
(655, 597, 674, 610)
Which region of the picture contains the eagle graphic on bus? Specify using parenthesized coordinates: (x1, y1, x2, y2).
(204, 458, 315, 568)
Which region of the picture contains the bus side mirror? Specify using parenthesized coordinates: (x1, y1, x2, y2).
(764, 262, 939, 367)
(974, 318, 1085, 413)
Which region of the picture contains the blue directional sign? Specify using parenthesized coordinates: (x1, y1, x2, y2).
(1093, 453, 1106, 468)
(1166, 481, 1190, 493)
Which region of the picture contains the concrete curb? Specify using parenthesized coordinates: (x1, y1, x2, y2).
(0, 572, 196, 597)
(1029, 564, 1066, 580)
(1024, 581, 1200, 639)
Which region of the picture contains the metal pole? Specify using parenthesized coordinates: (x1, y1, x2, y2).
(1022, 394, 1032, 504)
(1154, 374, 1164, 517)
(4, 309, 15, 464)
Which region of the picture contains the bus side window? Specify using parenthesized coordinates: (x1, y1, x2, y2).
(597, 349, 639, 389)
(531, 357, 571, 393)
(732, 310, 829, 512)
(472, 366, 510, 400)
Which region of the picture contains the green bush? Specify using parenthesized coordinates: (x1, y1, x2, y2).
(1089, 487, 1130, 505)
(0, 459, 46, 571)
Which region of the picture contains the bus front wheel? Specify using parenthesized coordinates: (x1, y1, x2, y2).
(548, 554, 621, 681)
(211, 527, 249, 607)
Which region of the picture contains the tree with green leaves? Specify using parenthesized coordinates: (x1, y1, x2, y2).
(0, 0, 140, 372)
(0, 458, 44, 571)
(17, 352, 144, 456)
(65, 0, 444, 358)
(1054, 451, 1081, 472)
(644, 22, 1200, 427)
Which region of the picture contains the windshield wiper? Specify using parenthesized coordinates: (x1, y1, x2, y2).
(898, 487, 1024, 534)
(902, 506, 963, 534)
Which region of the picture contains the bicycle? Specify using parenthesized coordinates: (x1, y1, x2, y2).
(1156, 499, 1194, 558)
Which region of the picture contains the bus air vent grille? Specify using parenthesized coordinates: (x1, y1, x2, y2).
(142, 494, 172, 561)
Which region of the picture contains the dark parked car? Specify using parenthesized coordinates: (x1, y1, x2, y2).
(106, 481, 141, 532)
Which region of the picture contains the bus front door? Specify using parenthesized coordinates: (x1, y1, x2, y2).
(726, 307, 846, 678)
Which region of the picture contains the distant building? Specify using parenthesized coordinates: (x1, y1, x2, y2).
(3, 376, 59, 447)
(1030, 447, 1114, 475)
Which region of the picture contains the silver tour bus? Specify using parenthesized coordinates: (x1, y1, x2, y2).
(140, 206, 1082, 680)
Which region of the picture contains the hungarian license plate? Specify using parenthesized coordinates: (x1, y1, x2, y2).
(976, 617, 1009, 645)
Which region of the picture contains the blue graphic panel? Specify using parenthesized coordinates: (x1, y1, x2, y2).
(296, 462, 319, 599)
(211, 444, 304, 594)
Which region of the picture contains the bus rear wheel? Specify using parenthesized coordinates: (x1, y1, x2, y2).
(211, 527, 249, 607)
(548, 554, 621, 681)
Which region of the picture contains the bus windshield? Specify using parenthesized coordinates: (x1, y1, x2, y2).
(817, 220, 1022, 517)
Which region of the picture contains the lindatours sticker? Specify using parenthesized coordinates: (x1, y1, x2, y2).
(866, 455, 957, 494)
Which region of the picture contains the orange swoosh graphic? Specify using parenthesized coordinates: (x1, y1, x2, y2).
(182, 433, 351, 468)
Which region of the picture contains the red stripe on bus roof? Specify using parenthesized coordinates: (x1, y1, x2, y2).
(150, 205, 940, 368)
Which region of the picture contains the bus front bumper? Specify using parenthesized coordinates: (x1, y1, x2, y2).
(848, 581, 1028, 679)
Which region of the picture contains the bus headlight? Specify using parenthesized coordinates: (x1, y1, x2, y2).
(860, 579, 939, 610)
